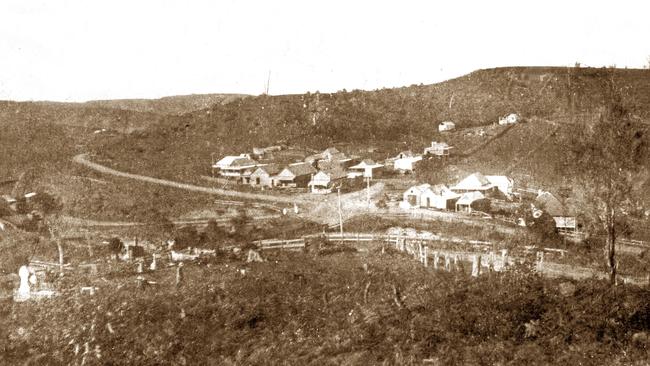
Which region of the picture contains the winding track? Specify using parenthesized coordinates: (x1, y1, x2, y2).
(72, 154, 305, 204)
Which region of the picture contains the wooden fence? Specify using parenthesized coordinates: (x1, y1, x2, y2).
(253, 238, 306, 250)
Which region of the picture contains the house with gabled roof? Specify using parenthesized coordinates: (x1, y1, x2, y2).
(213, 154, 259, 181)
(534, 191, 576, 231)
(402, 183, 460, 210)
(249, 164, 282, 187)
(386, 151, 423, 173)
(485, 175, 514, 197)
(308, 168, 348, 194)
(273, 162, 317, 188)
(424, 141, 453, 157)
(348, 159, 384, 179)
(451, 172, 498, 195)
(305, 147, 356, 170)
(456, 191, 489, 213)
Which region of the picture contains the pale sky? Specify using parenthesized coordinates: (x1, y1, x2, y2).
(1, 0, 649, 102)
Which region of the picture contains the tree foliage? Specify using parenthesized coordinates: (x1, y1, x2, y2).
(565, 70, 649, 284)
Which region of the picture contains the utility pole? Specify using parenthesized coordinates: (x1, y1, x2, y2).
(337, 186, 343, 235)
(210, 152, 216, 178)
(366, 176, 370, 208)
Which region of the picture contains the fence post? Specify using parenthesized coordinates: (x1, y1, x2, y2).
(444, 254, 451, 271)
(423, 245, 428, 267)
(433, 251, 439, 270)
(536, 251, 544, 271)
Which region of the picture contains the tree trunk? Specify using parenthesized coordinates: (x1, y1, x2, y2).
(606, 204, 617, 286)
(57, 239, 65, 276)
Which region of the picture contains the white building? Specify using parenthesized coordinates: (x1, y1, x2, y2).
(393, 155, 423, 173)
(212, 154, 258, 180)
(402, 183, 460, 210)
(347, 159, 384, 179)
(424, 141, 452, 157)
(498, 113, 520, 125)
(455, 191, 487, 213)
(438, 121, 456, 132)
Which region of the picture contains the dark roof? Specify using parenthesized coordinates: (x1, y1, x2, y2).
(230, 157, 258, 167)
(321, 168, 347, 180)
(286, 163, 317, 177)
(535, 192, 567, 217)
(254, 164, 282, 175)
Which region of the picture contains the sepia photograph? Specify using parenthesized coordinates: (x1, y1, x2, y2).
(1, 1, 650, 364)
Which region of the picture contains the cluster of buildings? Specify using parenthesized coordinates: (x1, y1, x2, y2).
(401, 172, 513, 213)
(212, 147, 386, 194)
(212, 138, 456, 195)
(401, 172, 577, 231)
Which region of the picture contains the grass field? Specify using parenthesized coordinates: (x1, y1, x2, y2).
(2, 248, 650, 365)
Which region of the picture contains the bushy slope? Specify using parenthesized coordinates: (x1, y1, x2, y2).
(82, 93, 247, 115)
(2, 251, 650, 365)
(93, 67, 650, 180)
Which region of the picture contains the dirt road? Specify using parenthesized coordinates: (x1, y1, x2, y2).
(73, 154, 306, 204)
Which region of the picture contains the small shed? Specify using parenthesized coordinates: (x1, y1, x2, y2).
(456, 191, 488, 213)
(438, 121, 456, 132)
(308, 168, 347, 194)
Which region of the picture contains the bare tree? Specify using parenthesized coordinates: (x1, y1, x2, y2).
(566, 70, 648, 285)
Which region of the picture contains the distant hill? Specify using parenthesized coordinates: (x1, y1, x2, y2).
(92, 66, 650, 182)
(2, 66, 649, 192)
(82, 93, 248, 115)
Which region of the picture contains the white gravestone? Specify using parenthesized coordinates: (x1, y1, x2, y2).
(149, 254, 157, 271)
(15, 265, 31, 302)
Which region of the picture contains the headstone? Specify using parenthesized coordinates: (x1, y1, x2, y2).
(282, 208, 288, 216)
(247, 249, 264, 263)
(501, 249, 508, 270)
(471, 255, 481, 277)
(293, 204, 299, 214)
(136, 261, 143, 274)
(536, 251, 545, 271)
(433, 252, 439, 270)
(15, 265, 31, 302)
(149, 254, 157, 271)
(176, 263, 183, 286)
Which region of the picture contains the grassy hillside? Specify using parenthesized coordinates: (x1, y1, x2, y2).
(2, 250, 650, 365)
(93, 67, 650, 182)
(82, 93, 247, 115)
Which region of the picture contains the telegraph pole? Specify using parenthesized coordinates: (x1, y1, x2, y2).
(337, 186, 343, 235)
(366, 176, 371, 208)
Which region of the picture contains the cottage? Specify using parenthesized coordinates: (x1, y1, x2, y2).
(498, 113, 520, 125)
(308, 168, 348, 194)
(402, 184, 460, 210)
(306, 147, 355, 170)
(249, 164, 282, 187)
(451, 172, 498, 195)
(393, 155, 423, 173)
(348, 159, 384, 179)
(485, 175, 514, 197)
(455, 191, 488, 213)
(534, 191, 576, 231)
(438, 121, 456, 132)
(424, 141, 453, 157)
(213, 154, 258, 181)
(273, 162, 317, 188)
